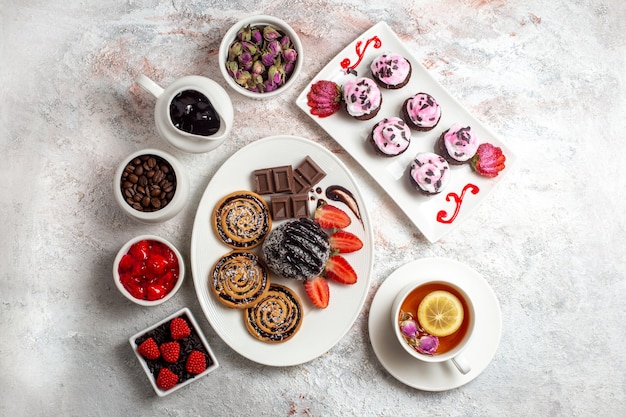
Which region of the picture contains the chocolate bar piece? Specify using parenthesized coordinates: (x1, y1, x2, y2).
(272, 165, 295, 193)
(295, 156, 326, 188)
(253, 169, 274, 195)
(270, 194, 310, 220)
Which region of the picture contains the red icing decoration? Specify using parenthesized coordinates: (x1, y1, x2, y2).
(340, 36, 382, 73)
(436, 184, 480, 224)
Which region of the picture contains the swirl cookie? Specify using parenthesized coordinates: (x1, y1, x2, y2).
(245, 284, 303, 343)
(213, 191, 272, 249)
(210, 251, 270, 309)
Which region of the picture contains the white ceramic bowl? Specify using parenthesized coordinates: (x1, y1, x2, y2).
(113, 234, 185, 306)
(129, 307, 219, 396)
(219, 15, 303, 99)
(113, 148, 189, 223)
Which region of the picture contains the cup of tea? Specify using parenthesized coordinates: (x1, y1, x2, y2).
(135, 74, 234, 153)
(391, 278, 476, 374)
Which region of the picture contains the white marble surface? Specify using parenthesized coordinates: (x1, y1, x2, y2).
(2, 0, 625, 415)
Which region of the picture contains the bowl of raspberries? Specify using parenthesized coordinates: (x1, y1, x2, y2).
(129, 308, 219, 396)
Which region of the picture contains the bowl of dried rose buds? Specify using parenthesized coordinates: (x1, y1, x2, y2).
(219, 15, 303, 99)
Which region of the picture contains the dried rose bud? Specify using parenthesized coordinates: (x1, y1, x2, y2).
(279, 34, 291, 49)
(282, 48, 297, 64)
(267, 39, 281, 56)
(237, 24, 252, 42)
(228, 41, 242, 60)
(261, 51, 275, 67)
(399, 319, 418, 338)
(251, 27, 263, 45)
(416, 335, 439, 355)
(263, 25, 281, 41)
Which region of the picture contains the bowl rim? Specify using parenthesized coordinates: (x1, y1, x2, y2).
(113, 148, 189, 223)
(113, 234, 185, 306)
(218, 14, 303, 99)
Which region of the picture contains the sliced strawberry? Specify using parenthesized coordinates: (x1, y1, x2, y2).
(306, 80, 342, 118)
(185, 350, 207, 374)
(160, 341, 180, 363)
(170, 317, 191, 340)
(329, 230, 363, 253)
(470, 143, 506, 178)
(325, 255, 357, 285)
(156, 368, 179, 390)
(137, 337, 160, 360)
(314, 203, 351, 229)
(304, 276, 330, 308)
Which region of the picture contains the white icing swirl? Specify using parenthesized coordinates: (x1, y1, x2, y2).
(404, 93, 441, 129)
(343, 77, 382, 117)
(443, 124, 479, 162)
(370, 52, 411, 87)
(409, 152, 450, 194)
(371, 117, 411, 156)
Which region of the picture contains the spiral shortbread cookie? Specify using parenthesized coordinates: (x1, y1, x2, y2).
(213, 191, 272, 249)
(210, 251, 270, 309)
(245, 284, 303, 343)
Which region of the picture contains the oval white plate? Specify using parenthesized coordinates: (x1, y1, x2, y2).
(190, 136, 373, 366)
(368, 257, 502, 391)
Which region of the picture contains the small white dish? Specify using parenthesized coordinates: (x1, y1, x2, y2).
(135, 75, 234, 153)
(368, 257, 502, 391)
(113, 148, 189, 223)
(113, 234, 185, 306)
(129, 307, 219, 396)
(296, 21, 517, 242)
(219, 15, 303, 99)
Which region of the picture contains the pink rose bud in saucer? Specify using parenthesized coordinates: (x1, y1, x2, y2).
(399, 319, 418, 339)
(416, 335, 439, 355)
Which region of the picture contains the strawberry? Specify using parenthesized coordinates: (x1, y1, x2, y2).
(145, 283, 167, 301)
(118, 254, 134, 272)
(304, 276, 330, 308)
(185, 350, 207, 374)
(156, 368, 179, 390)
(128, 240, 150, 261)
(470, 143, 506, 178)
(160, 341, 180, 363)
(329, 230, 363, 253)
(146, 253, 168, 276)
(170, 317, 191, 340)
(306, 80, 342, 118)
(137, 337, 160, 360)
(325, 255, 357, 285)
(313, 203, 351, 229)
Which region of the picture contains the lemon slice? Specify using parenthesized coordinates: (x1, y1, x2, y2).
(417, 290, 464, 337)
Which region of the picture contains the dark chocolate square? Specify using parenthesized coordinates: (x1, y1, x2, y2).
(272, 165, 295, 194)
(291, 194, 310, 218)
(295, 156, 326, 187)
(253, 169, 274, 194)
(271, 196, 292, 220)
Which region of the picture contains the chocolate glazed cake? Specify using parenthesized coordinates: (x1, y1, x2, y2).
(261, 218, 330, 280)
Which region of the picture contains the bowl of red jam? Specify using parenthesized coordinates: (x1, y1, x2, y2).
(113, 235, 185, 306)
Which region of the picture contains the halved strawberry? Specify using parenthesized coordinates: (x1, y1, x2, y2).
(304, 276, 330, 308)
(137, 337, 160, 360)
(314, 203, 351, 229)
(329, 230, 363, 253)
(170, 317, 191, 340)
(324, 255, 357, 285)
(156, 368, 179, 390)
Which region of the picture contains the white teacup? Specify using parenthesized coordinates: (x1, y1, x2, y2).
(391, 278, 476, 374)
(135, 74, 233, 153)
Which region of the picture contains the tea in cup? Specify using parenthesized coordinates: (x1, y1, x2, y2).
(135, 74, 234, 153)
(391, 278, 475, 374)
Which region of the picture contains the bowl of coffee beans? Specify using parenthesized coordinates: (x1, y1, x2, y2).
(114, 148, 189, 223)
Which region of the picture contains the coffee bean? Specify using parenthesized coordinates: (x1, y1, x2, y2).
(119, 154, 177, 212)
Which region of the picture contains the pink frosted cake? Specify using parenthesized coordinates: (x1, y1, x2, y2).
(343, 77, 382, 121)
(408, 152, 450, 196)
(370, 52, 412, 89)
(436, 123, 479, 165)
(369, 117, 411, 157)
(401, 92, 441, 131)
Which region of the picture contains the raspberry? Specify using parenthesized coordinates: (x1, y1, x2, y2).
(159, 341, 180, 363)
(170, 317, 191, 340)
(156, 368, 179, 390)
(185, 350, 207, 374)
(136, 338, 160, 360)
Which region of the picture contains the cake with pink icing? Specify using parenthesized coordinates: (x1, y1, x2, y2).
(408, 152, 450, 196)
(342, 77, 382, 121)
(401, 92, 441, 132)
(436, 123, 479, 165)
(370, 52, 412, 89)
(369, 117, 411, 157)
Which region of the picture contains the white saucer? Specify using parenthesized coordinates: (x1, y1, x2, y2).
(368, 257, 502, 391)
